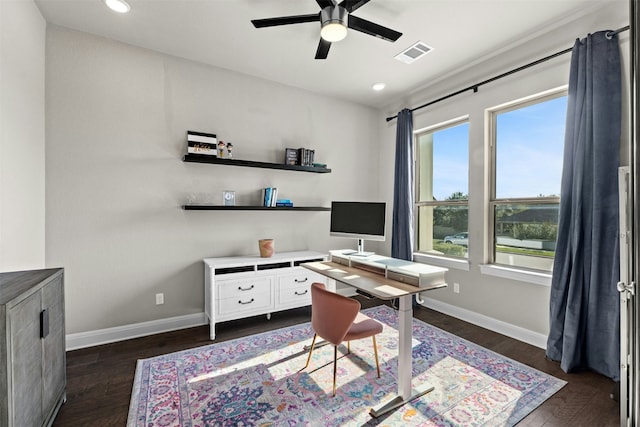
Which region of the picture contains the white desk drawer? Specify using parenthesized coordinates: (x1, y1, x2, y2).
(218, 277, 272, 299)
(218, 290, 272, 316)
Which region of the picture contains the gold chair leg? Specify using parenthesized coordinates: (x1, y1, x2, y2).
(303, 334, 317, 370)
(347, 341, 350, 354)
(372, 335, 380, 378)
(333, 345, 338, 397)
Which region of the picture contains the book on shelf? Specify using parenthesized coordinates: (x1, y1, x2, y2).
(187, 131, 217, 156)
(262, 187, 278, 207)
(297, 148, 315, 166)
(276, 199, 293, 207)
(284, 148, 298, 165)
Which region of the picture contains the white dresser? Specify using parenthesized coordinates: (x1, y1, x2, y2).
(203, 251, 328, 340)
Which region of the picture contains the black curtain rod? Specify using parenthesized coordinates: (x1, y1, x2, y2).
(385, 25, 630, 122)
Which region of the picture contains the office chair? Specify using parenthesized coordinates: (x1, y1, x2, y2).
(302, 282, 383, 396)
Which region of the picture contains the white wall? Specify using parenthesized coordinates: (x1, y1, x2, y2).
(0, 0, 46, 271)
(377, 3, 629, 341)
(45, 26, 380, 335)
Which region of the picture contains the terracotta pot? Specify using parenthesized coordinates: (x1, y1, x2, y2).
(259, 239, 274, 258)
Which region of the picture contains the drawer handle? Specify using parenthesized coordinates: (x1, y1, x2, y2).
(294, 278, 308, 283)
(294, 290, 308, 296)
(40, 309, 49, 339)
(238, 285, 255, 291)
(238, 298, 254, 305)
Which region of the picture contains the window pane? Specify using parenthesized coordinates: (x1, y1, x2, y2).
(494, 203, 558, 271)
(495, 96, 566, 199)
(418, 122, 469, 202)
(417, 205, 469, 259)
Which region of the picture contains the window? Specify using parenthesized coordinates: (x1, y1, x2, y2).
(489, 89, 567, 272)
(415, 118, 469, 259)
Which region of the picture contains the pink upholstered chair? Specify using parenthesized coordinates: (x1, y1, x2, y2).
(302, 282, 383, 396)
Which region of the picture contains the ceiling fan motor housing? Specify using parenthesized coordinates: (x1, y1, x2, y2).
(320, 5, 348, 32)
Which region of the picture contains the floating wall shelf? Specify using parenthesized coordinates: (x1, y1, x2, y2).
(183, 154, 331, 173)
(182, 205, 331, 211)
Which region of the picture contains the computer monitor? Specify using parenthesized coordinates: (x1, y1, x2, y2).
(330, 201, 386, 256)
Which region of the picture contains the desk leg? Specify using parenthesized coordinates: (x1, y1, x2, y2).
(397, 295, 413, 398)
(370, 295, 434, 418)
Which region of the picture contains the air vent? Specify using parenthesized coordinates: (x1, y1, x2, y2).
(394, 41, 433, 64)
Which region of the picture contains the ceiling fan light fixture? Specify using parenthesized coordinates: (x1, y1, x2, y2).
(320, 6, 348, 42)
(104, 0, 130, 13)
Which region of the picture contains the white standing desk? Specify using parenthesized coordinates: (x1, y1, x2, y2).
(302, 254, 447, 418)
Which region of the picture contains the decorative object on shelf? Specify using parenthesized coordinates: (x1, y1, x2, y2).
(217, 141, 226, 157)
(285, 148, 298, 165)
(226, 142, 233, 158)
(222, 190, 236, 206)
(187, 131, 217, 156)
(258, 239, 274, 257)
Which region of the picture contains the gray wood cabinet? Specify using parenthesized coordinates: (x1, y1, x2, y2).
(0, 268, 66, 427)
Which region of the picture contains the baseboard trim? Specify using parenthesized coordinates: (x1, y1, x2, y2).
(66, 300, 547, 351)
(65, 312, 208, 351)
(419, 297, 548, 349)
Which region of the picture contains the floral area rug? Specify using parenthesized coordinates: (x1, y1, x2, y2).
(127, 305, 565, 426)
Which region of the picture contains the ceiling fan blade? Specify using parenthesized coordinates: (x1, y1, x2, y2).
(316, 0, 336, 8)
(252, 14, 319, 28)
(338, 0, 370, 13)
(315, 38, 331, 59)
(347, 15, 402, 42)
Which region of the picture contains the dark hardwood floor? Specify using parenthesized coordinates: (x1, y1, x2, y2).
(53, 299, 620, 426)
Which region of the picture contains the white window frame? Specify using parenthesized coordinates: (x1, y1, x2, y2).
(413, 116, 470, 269)
(483, 86, 567, 282)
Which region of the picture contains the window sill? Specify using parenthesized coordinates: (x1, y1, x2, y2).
(413, 253, 470, 271)
(479, 264, 551, 286)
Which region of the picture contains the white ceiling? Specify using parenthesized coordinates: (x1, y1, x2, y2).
(35, 0, 622, 109)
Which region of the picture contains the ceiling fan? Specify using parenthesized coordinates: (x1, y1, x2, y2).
(251, 0, 402, 59)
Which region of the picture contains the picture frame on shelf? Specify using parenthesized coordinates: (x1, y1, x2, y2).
(222, 191, 236, 206)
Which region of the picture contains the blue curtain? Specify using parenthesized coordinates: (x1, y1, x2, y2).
(391, 108, 414, 261)
(546, 31, 621, 380)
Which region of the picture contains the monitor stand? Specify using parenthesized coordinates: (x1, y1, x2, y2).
(348, 239, 374, 257)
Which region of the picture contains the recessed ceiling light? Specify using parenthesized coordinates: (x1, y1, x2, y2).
(104, 0, 130, 13)
(372, 83, 386, 91)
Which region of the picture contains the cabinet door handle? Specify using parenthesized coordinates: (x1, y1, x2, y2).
(238, 284, 254, 291)
(294, 278, 308, 283)
(294, 290, 308, 296)
(238, 298, 254, 305)
(40, 309, 50, 339)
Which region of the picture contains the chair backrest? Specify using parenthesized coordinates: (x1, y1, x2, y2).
(310, 282, 360, 346)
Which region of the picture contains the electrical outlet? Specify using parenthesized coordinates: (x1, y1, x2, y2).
(453, 283, 460, 294)
(155, 293, 164, 305)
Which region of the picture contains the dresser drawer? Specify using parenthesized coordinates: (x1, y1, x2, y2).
(217, 277, 272, 299)
(277, 268, 327, 306)
(278, 268, 326, 290)
(218, 290, 272, 316)
(277, 282, 312, 306)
